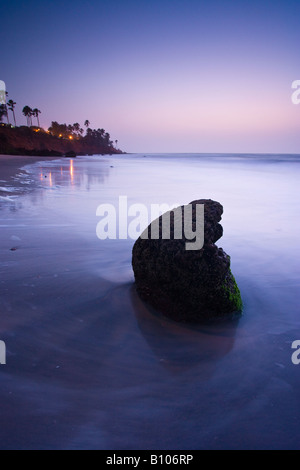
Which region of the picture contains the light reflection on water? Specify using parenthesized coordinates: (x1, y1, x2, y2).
(0, 154, 300, 449)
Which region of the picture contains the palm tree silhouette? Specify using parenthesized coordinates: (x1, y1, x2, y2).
(73, 122, 81, 136)
(33, 108, 41, 127)
(84, 120, 90, 129)
(7, 100, 17, 126)
(23, 106, 33, 126)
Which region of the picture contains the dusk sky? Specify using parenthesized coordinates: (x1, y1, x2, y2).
(1, 0, 300, 153)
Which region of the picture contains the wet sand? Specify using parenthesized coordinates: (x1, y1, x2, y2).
(0, 155, 59, 197)
(0, 154, 300, 449)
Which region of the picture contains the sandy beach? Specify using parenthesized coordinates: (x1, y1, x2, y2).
(0, 155, 59, 197)
(0, 153, 299, 449)
(2, 0, 299, 452)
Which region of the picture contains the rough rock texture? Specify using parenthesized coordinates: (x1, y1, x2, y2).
(132, 199, 242, 322)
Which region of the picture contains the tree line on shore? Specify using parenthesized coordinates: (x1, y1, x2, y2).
(48, 120, 118, 149)
(0, 91, 40, 127)
(0, 95, 118, 149)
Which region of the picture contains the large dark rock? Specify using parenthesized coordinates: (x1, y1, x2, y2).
(132, 199, 242, 322)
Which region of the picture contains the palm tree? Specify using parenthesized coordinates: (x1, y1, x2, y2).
(32, 108, 41, 127)
(23, 106, 33, 126)
(68, 124, 75, 134)
(7, 100, 17, 126)
(84, 120, 90, 129)
(73, 122, 81, 136)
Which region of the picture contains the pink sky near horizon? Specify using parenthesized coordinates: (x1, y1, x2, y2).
(1, 0, 300, 153)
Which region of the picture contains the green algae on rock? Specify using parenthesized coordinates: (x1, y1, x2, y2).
(132, 199, 242, 323)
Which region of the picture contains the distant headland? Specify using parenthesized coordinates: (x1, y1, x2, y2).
(0, 123, 123, 157)
(0, 98, 123, 156)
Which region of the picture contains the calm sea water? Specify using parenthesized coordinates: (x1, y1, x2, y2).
(0, 153, 300, 449)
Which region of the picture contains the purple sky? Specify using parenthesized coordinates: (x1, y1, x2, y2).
(1, 0, 300, 153)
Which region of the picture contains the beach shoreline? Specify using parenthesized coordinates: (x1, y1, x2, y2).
(0, 154, 61, 197)
(0, 153, 299, 449)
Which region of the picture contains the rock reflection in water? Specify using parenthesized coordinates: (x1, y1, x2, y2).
(131, 286, 239, 376)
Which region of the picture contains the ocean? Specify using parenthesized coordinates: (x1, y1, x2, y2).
(0, 153, 299, 449)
